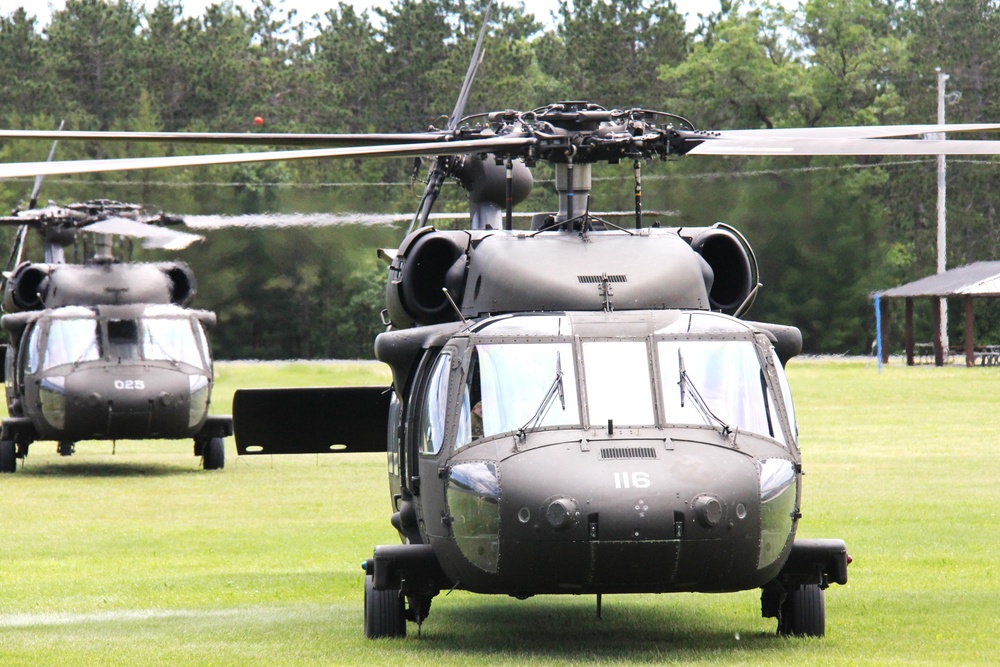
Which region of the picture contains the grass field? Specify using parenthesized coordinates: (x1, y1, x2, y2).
(1, 358, 999, 665)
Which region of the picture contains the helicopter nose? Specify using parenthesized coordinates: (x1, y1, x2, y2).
(444, 436, 776, 594)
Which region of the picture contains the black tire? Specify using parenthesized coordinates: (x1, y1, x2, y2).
(778, 584, 825, 637)
(364, 574, 406, 638)
(202, 437, 225, 470)
(0, 440, 16, 473)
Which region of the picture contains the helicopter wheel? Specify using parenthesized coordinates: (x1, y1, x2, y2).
(202, 437, 225, 470)
(364, 574, 406, 638)
(778, 584, 825, 637)
(57, 441, 75, 457)
(0, 440, 16, 473)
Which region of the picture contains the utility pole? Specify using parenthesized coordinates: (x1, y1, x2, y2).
(935, 67, 949, 364)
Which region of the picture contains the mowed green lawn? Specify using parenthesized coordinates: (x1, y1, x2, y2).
(1, 358, 998, 665)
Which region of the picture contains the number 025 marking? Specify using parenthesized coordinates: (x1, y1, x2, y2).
(114, 379, 146, 390)
(614, 471, 651, 489)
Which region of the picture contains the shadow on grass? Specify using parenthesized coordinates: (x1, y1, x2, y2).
(397, 597, 791, 660)
(15, 459, 203, 478)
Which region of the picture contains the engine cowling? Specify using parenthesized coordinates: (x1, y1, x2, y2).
(385, 229, 470, 328)
(4, 263, 50, 312)
(689, 223, 759, 316)
(2, 261, 197, 312)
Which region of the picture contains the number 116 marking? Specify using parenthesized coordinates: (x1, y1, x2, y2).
(614, 471, 651, 489)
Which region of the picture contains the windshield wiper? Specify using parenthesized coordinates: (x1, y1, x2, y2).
(72, 339, 99, 365)
(145, 331, 178, 364)
(517, 351, 565, 440)
(677, 350, 732, 438)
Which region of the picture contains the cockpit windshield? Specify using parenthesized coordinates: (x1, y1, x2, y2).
(35, 309, 208, 371)
(582, 341, 655, 426)
(657, 340, 786, 444)
(142, 318, 207, 368)
(40, 318, 100, 370)
(451, 313, 790, 448)
(456, 343, 580, 447)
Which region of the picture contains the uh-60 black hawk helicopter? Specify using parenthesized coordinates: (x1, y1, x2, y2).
(0, 195, 233, 473)
(5, 17, 1000, 640)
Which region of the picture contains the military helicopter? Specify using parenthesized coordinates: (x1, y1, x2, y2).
(0, 197, 232, 472)
(5, 12, 1000, 641)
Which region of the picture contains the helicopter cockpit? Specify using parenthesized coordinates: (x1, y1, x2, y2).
(22, 304, 211, 372)
(425, 311, 796, 455)
(1, 303, 220, 450)
(392, 310, 805, 597)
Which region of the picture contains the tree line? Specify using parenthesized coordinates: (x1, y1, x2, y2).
(1, 0, 999, 359)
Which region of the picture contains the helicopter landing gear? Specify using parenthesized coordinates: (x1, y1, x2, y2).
(0, 440, 16, 473)
(57, 441, 75, 457)
(777, 584, 825, 637)
(406, 594, 433, 635)
(200, 437, 225, 470)
(364, 574, 406, 638)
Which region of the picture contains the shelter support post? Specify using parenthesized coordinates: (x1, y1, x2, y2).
(878, 295, 890, 364)
(905, 298, 915, 366)
(965, 296, 975, 367)
(932, 297, 945, 366)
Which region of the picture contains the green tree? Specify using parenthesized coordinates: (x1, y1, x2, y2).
(661, 2, 802, 129)
(0, 8, 52, 123)
(140, 1, 199, 131)
(542, 0, 690, 109)
(44, 0, 143, 131)
(303, 3, 383, 131)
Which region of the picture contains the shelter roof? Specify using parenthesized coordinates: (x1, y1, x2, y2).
(876, 261, 1000, 298)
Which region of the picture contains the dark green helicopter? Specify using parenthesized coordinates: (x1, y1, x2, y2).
(0, 198, 232, 472)
(5, 9, 1000, 641)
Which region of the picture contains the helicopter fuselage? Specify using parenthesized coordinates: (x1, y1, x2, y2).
(378, 310, 806, 596)
(233, 223, 848, 637)
(0, 303, 230, 459)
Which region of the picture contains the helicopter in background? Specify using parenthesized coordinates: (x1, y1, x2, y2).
(0, 198, 232, 472)
(6, 9, 1000, 639)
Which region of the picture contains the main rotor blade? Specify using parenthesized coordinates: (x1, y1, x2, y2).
(448, 1, 493, 130)
(0, 129, 449, 148)
(688, 136, 1000, 156)
(28, 120, 65, 209)
(82, 217, 204, 250)
(0, 136, 535, 179)
(180, 210, 678, 229)
(711, 122, 1000, 140)
(413, 2, 494, 234)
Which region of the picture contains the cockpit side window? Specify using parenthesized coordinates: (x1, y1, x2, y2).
(24, 323, 41, 375)
(419, 352, 451, 455)
(455, 350, 481, 450)
(769, 348, 797, 445)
